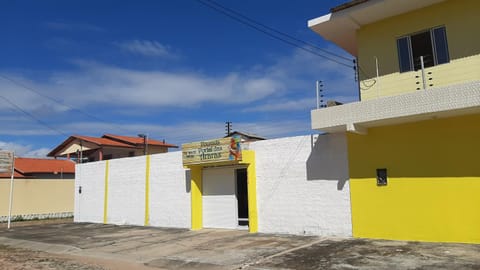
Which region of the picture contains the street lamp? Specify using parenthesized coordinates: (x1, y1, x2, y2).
(138, 134, 148, 155)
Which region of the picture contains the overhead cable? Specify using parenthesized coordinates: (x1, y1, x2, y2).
(195, 0, 354, 68)
(0, 94, 68, 137)
(200, 0, 353, 62)
(0, 74, 131, 134)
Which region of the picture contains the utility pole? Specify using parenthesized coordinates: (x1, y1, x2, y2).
(225, 121, 232, 136)
(138, 134, 148, 155)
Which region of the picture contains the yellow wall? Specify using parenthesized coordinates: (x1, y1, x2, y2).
(357, 0, 480, 100)
(348, 114, 480, 243)
(0, 179, 74, 216)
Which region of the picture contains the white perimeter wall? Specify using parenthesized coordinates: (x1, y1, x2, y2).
(75, 134, 351, 237)
(250, 134, 352, 236)
(74, 152, 191, 228)
(75, 161, 107, 223)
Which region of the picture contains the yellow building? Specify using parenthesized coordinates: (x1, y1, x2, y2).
(309, 0, 480, 243)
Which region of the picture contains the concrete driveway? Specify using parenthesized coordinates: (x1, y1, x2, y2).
(0, 222, 479, 269)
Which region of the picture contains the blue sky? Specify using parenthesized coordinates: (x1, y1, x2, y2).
(0, 0, 357, 157)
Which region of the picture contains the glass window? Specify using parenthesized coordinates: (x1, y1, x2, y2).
(397, 26, 449, 72)
(397, 37, 412, 73)
(411, 30, 434, 70)
(433, 27, 450, 65)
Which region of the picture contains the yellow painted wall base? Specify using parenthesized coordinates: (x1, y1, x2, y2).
(348, 114, 480, 244)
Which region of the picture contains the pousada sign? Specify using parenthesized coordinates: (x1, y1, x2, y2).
(182, 136, 242, 166)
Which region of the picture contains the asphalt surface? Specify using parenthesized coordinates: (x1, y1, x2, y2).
(0, 222, 479, 269)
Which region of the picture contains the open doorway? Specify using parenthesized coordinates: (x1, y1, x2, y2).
(236, 168, 249, 227)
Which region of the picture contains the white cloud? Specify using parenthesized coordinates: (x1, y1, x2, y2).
(0, 62, 284, 112)
(0, 46, 358, 146)
(0, 141, 50, 158)
(115, 40, 178, 58)
(0, 46, 357, 115)
(244, 98, 316, 112)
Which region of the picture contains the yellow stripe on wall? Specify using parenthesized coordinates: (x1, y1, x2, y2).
(144, 155, 151, 226)
(242, 150, 258, 233)
(103, 160, 109, 224)
(190, 166, 203, 230)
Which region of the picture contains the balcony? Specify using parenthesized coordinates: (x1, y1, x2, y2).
(311, 80, 480, 134)
(360, 54, 480, 101)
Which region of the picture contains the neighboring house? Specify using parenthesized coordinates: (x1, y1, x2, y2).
(0, 157, 75, 179)
(225, 131, 266, 142)
(309, 0, 480, 243)
(0, 157, 75, 221)
(47, 134, 178, 162)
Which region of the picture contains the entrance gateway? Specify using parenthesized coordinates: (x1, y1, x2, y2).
(202, 167, 249, 229)
(182, 136, 258, 232)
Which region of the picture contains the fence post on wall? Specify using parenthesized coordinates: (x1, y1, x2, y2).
(7, 154, 15, 229)
(103, 160, 110, 224)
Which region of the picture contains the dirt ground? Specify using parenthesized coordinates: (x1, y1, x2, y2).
(0, 244, 104, 270)
(1, 221, 479, 270)
(0, 244, 161, 270)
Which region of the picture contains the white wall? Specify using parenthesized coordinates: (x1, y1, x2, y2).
(250, 134, 352, 236)
(108, 156, 146, 225)
(75, 152, 191, 228)
(75, 161, 106, 223)
(149, 152, 191, 228)
(75, 134, 351, 237)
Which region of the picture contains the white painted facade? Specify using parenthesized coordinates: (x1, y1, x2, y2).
(251, 134, 352, 236)
(75, 134, 352, 236)
(74, 161, 107, 223)
(74, 152, 191, 228)
(108, 156, 146, 226)
(149, 152, 191, 228)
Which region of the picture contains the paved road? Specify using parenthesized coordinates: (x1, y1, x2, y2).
(0, 222, 479, 269)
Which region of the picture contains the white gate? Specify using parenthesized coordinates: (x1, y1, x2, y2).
(202, 167, 237, 229)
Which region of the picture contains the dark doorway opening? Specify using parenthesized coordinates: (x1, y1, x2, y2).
(236, 169, 249, 226)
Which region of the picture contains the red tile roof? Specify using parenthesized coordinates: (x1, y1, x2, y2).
(103, 134, 178, 148)
(0, 157, 75, 178)
(0, 170, 25, 178)
(15, 158, 75, 174)
(73, 135, 133, 147)
(48, 134, 178, 157)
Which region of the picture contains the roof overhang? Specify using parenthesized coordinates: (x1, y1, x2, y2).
(311, 81, 480, 133)
(307, 0, 446, 56)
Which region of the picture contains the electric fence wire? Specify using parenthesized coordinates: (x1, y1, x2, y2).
(0, 94, 68, 137)
(199, 0, 353, 62)
(195, 0, 354, 68)
(0, 74, 132, 135)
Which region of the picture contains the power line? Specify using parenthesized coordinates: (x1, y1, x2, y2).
(0, 94, 68, 137)
(201, 0, 353, 62)
(195, 0, 354, 68)
(0, 74, 132, 134)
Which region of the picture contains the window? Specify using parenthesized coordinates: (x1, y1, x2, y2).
(397, 26, 449, 72)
